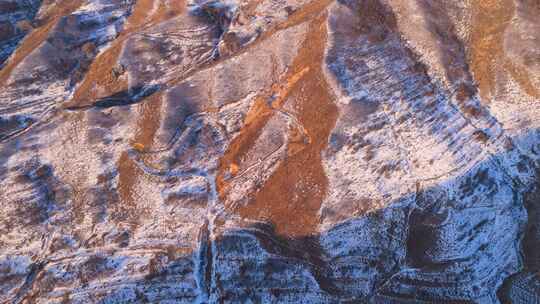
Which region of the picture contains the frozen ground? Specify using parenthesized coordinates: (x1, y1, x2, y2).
(0, 0, 539, 303)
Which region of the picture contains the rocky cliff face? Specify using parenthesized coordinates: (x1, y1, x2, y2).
(0, 0, 539, 303)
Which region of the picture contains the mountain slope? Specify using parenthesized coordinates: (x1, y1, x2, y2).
(0, 0, 539, 303)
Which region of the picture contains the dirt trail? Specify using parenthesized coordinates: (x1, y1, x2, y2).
(217, 12, 338, 237)
(60, 1, 184, 227)
(116, 91, 164, 224)
(113, 1, 185, 226)
(161, 0, 335, 91)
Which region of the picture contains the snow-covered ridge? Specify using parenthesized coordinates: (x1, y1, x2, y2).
(1, 0, 539, 303)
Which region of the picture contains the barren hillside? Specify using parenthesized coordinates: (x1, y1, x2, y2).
(1, 0, 539, 303)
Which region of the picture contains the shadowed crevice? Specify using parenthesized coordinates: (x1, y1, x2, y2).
(64, 85, 160, 111)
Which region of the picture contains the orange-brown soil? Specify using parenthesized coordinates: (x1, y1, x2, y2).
(0, 0, 84, 86)
(68, 0, 185, 107)
(469, 0, 539, 101)
(217, 13, 338, 237)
